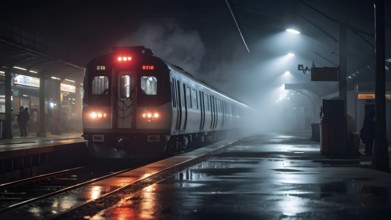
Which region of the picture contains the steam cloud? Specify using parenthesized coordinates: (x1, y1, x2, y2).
(122, 21, 205, 75)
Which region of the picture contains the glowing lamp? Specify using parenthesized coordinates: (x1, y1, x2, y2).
(117, 56, 132, 62)
(142, 112, 160, 120)
(89, 111, 108, 120)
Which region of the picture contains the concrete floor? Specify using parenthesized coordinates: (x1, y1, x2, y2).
(89, 132, 391, 220)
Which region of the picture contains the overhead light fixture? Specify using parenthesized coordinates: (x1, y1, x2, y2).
(29, 70, 38, 74)
(51, 76, 61, 80)
(13, 66, 27, 71)
(286, 28, 300, 34)
(65, 79, 75, 83)
(287, 52, 295, 57)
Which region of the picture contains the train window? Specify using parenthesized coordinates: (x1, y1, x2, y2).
(204, 94, 209, 111)
(171, 80, 176, 107)
(119, 75, 131, 99)
(186, 86, 191, 108)
(191, 89, 198, 109)
(141, 76, 157, 95)
(92, 76, 109, 95)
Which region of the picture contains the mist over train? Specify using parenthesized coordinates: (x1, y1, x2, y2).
(107, 20, 318, 136)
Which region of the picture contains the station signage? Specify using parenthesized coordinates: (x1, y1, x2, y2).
(357, 93, 391, 100)
(311, 67, 339, 81)
(61, 83, 76, 93)
(14, 75, 40, 87)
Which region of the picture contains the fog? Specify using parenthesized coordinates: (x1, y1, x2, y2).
(119, 21, 205, 76)
(117, 21, 325, 135)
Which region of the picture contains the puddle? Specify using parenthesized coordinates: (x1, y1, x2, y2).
(273, 168, 302, 172)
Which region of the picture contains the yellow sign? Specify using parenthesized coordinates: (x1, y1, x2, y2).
(357, 93, 391, 100)
(97, 65, 106, 71)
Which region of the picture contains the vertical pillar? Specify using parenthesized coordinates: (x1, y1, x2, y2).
(372, 0, 389, 172)
(75, 84, 83, 131)
(37, 75, 46, 137)
(4, 70, 13, 139)
(339, 23, 348, 153)
(51, 80, 61, 135)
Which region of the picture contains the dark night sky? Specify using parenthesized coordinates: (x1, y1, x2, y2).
(1, 0, 390, 105)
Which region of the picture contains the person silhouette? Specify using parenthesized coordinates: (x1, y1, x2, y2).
(22, 107, 31, 136)
(360, 110, 376, 155)
(17, 106, 25, 137)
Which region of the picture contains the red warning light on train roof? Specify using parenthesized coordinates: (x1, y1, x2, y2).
(117, 56, 132, 62)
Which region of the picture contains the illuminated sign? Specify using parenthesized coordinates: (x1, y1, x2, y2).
(14, 75, 40, 87)
(97, 65, 106, 70)
(357, 93, 391, 100)
(142, 65, 155, 70)
(61, 83, 76, 93)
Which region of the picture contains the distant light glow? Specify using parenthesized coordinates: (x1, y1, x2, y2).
(49, 102, 57, 109)
(287, 52, 295, 57)
(275, 84, 287, 103)
(286, 28, 300, 34)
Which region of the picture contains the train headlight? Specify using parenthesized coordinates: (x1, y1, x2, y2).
(89, 111, 108, 120)
(142, 112, 160, 121)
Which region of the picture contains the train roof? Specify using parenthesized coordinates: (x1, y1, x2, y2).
(163, 60, 250, 108)
(88, 46, 251, 109)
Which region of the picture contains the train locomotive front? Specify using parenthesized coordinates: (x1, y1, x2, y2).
(82, 47, 173, 158)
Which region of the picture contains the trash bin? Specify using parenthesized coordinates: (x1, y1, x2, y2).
(311, 123, 320, 142)
(320, 99, 346, 157)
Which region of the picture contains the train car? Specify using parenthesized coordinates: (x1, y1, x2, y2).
(82, 46, 251, 159)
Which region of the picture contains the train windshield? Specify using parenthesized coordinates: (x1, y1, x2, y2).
(92, 76, 109, 95)
(119, 75, 132, 99)
(141, 76, 157, 95)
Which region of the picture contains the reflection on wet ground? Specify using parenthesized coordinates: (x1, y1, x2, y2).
(91, 132, 391, 220)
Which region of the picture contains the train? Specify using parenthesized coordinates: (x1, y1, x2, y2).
(82, 46, 251, 159)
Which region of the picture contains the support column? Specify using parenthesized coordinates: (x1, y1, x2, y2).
(51, 80, 61, 135)
(372, 0, 389, 172)
(75, 84, 83, 131)
(37, 75, 46, 137)
(338, 23, 348, 153)
(4, 70, 13, 139)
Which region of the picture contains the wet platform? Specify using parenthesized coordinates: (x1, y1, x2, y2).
(0, 132, 85, 174)
(88, 132, 391, 220)
(0, 132, 84, 158)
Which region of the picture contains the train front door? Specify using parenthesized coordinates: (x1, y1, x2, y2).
(115, 72, 136, 129)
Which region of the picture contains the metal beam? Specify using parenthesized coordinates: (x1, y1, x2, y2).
(372, 0, 389, 172)
(225, 0, 250, 53)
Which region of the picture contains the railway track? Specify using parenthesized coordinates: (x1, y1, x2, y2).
(0, 139, 235, 220)
(0, 166, 84, 211)
(0, 158, 148, 216)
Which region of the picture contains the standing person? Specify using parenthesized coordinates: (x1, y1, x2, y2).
(17, 106, 25, 137)
(22, 107, 31, 136)
(360, 110, 376, 155)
